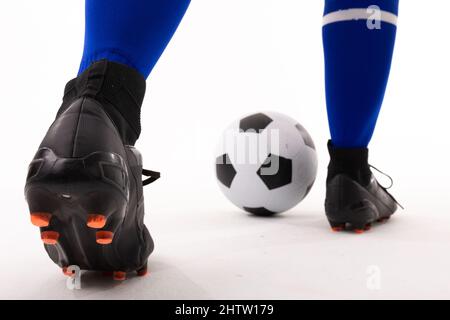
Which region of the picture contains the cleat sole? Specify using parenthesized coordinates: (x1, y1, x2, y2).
(25, 148, 154, 275)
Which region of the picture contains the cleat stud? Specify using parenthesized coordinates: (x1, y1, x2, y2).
(96, 231, 114, 245)
(136, 267, 148, 277)
(354, 229, 365, 234)
(331, 226, 344, 232)
(87, 214, 107, 229)
(364, 224, 372, 231)
(113, 271, 126, 281)
(30, 212, 52, 227)
(330, 222, 345, 232)
(41, 231, 59, 245)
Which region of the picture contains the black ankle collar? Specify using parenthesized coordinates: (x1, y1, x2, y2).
(57, 60, 146, 146)
(327, 140, 372, 185)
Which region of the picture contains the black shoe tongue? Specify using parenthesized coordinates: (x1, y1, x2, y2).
(57, 60, 146, 146)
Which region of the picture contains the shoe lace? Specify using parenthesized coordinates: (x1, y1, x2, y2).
(142, 169, 161, 186)
(370, 165, 404, 210)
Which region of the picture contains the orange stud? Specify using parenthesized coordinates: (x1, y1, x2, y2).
(87, 214, 107, 229)
(96, 231, 114, 245)
(113, 271, 126, 281)
(354, 229, 365, 234)
(41, 231, 60, 245)
(30, 212, 52, 227)
(331, 226, 345, 232)
(137, 267, 148, 277)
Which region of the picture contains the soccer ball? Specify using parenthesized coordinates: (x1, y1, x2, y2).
(215, 112, 318, 216)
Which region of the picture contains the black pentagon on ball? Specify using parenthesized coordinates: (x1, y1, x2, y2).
(239, 113, 273, 132)
(295, 123, 316, 150)
(216, 154, 237, 188)
(243, 207, 278, 217)
(257, 154, 292, 190)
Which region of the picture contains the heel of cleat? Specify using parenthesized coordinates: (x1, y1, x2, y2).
(25, 147, 154, 276)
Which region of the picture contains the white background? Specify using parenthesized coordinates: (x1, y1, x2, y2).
(0, 0, 449, 299)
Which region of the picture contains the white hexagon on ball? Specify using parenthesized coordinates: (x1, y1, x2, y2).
(215, 111, 318, 216)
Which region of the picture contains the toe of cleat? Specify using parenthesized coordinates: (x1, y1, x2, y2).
(41, 231, 60, 245)
(30, 212, 52, 227)
(96, 231, 114, 245)
(113, 271, 126, 281)
(87, 214, 107, 229)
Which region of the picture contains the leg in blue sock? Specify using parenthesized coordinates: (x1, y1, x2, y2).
(79, 0, 191, 79)
(323, 0, 399, 148)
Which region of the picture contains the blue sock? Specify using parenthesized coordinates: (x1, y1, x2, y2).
(323, 0, 399, 148)
(79, 0, 191, 79)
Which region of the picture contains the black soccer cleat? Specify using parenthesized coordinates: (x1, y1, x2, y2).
(325, 141, 401, 234)
(25, 61, 160, 280)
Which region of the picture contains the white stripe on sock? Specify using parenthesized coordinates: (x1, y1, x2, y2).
(323, 8, 398, 27)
